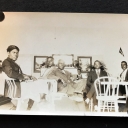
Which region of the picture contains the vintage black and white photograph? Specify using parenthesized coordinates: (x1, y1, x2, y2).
(0, 12, 128, 116)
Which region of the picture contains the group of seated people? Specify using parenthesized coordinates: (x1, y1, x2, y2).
(1, 45, 128, 112)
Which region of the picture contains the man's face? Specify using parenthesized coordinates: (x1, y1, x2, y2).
(58, 61, 65, 70)
(94, 61, 101, 69)
(47, 58, 53, 67)
(8, 49, 19, 61)
(121, 62, 127, 70)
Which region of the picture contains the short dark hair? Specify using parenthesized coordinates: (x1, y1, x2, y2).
(121, 61, 127, 65)
(94, 60, 102, 65)
(77, 67, 81, 71)
(7, 45, 20, 52)
(94, 60, 105, 70)
(47, 56, 54, 60)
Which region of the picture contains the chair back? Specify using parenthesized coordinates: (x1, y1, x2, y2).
(94, 76, 119, 98)
(2, 72, 17, 98)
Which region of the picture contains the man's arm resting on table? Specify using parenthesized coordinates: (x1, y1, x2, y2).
(3, 62, 24, 80)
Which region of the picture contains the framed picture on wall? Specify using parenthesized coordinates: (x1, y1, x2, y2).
(52, 54, 74, 68)
(77, 56, 92, 73)
(34, 56, 48, 73)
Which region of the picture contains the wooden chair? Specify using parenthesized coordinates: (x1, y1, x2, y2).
(2, 72, 68, 111)
(2, 72, 22, 110)
(94, 76, 122, 112)
(89, 98, 93, 112)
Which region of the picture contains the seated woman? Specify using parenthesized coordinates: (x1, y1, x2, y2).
(2, 45, 37, 110)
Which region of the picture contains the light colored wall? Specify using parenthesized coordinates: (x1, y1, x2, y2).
(0, 12, 128, 78)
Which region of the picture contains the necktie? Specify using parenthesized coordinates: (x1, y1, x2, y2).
(61, 70, 65, 74)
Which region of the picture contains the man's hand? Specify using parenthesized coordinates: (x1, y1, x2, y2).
(23, 74, 31, 80)
(30, 76, 37, 81)
(23, 74, 37, 81)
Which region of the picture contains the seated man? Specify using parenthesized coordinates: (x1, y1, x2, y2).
(85, 60, 108, 110)
(39, 56, 57, 100)
(2, 45, 37, 110)
(40, 56, 56, 78)
(46, 59, 86, 102)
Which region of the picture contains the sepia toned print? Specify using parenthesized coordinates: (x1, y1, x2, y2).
(0, 12, 128, 116)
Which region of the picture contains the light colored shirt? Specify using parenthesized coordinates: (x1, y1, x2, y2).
(95, 69, 101, 77)
(61, 70, 66, 74)
(41, 67, 56, 78)
(120, 68, 128, 81)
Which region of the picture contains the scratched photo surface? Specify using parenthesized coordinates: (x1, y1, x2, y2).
(0, 12, 128, 116)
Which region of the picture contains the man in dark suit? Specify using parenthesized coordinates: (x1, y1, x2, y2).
(85, 60, 108, 110)
(47, 59, 86, 102)
(2, 45, 37, 110)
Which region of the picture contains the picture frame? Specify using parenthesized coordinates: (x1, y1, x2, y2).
(33, 56, 48, 73)
(77, 56, 92, 73)
(52, 54, 74, 68)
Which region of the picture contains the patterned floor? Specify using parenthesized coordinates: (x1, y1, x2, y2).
(0, 97, 89, 113)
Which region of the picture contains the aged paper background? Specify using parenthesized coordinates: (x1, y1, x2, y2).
(0, 12, 128, 116)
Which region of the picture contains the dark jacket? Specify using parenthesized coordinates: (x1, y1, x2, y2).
(2, 57, 24, 80)
(2, 57, 24, 98)
(87, 69, 108, 88)
(120, 69, 128, 82)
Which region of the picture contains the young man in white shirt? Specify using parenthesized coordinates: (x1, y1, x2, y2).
(119, 61, 128, 95)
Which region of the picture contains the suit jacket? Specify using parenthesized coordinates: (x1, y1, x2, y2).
(120, 69, 128, 82)
(2, 57, 24, 80)
(87, 69, 108, 88)
(47, 68, 74, 84)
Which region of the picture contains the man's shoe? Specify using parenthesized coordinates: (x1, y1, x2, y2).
(85, 98, 90, 104)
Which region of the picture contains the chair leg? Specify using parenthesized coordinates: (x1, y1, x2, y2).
(91, 98, 93, 112)
(97, 100, 100, 112)
(89, 101, 91, 111)
(16, 99, 21, 111)
(115, 102, 118, 112)
(103, 101, 105, 112)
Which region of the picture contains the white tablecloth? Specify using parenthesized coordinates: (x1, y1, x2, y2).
(21, 79, 57, 102)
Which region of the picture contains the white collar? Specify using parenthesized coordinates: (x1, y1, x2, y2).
(120, 68, 128, 81)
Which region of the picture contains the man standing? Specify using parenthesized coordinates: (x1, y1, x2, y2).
(118, 61, 128, 112)
(119, 61, 128, 95)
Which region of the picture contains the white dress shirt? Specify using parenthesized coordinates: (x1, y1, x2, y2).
(95, 69, 101, 77)
(61, 70, 66, 74)
(120, 68, 128, 81)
